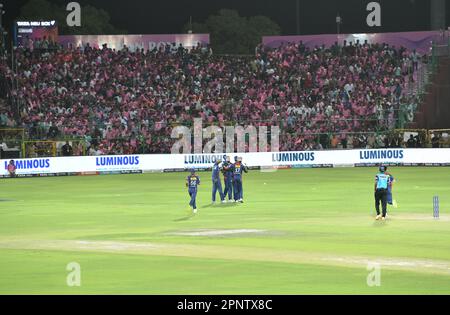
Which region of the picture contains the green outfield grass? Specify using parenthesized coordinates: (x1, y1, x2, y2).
(1, 167, 450, 294)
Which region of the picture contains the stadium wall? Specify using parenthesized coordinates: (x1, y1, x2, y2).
(58, 34, 210, 51)
(1, 148, 450, 177)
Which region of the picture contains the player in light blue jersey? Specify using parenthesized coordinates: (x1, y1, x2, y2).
(374, 165, 389, 220)
(186, 169, 200, 214)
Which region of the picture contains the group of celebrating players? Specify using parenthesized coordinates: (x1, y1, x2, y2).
(186, 161, 396, 218)
(186, 156, 248, 214)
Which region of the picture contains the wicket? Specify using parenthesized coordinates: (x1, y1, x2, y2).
(433, 195, 439, 219)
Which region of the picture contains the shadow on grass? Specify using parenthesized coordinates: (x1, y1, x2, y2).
(202, 202, 239, 209)
(173, 214, 195, 222)
(372, 219, 388, 226)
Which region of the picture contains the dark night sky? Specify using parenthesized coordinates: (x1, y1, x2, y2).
(1, 0, 449, 35)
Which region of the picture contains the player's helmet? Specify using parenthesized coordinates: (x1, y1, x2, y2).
(190, 168, 196, 174)
(379, 165, 386, 172)
(234, 156, 238, 162)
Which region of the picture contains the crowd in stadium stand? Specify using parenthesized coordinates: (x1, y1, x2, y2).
(0, 105, 16, 128)
(1, 39, 422, 155)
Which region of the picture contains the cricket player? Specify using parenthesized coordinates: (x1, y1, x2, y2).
(232, 157, 248, 203)
(222, 156, 234, 201)
(7, 160, 16, 178)
(239, 156, 248, 200)
(186, 169, 200, 214)
(385, 167, 397, 208)
(212, 158, 225, 204)
(374, 165, 390, 220)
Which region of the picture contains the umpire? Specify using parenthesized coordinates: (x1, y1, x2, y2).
(374, 165, 390, 221)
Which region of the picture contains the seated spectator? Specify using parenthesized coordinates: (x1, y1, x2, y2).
(406, 134, 416, 148)
(48, 123, 59, 139)
(7, 160, 16, 177)
(61, 141, 73, 156)
(432, 134, 441, 148)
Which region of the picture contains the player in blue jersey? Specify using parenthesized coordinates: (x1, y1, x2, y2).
(186, 169, 200, 214)
(239, 156, 249, 201)
(212, 158, 225, 204)
(374, 165, 390, 220)
(222, 156, 234, 202)
(231, 156, 239, 202)
(232, 157, 248, 203)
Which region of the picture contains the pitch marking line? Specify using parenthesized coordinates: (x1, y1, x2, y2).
(165, 229, 266, 236)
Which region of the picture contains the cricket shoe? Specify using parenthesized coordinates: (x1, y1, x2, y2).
(375, 215, 382, 220)
(381, 216, 386, 221)
(193, 208, 198, 214)
(221, 200, 226, 204)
